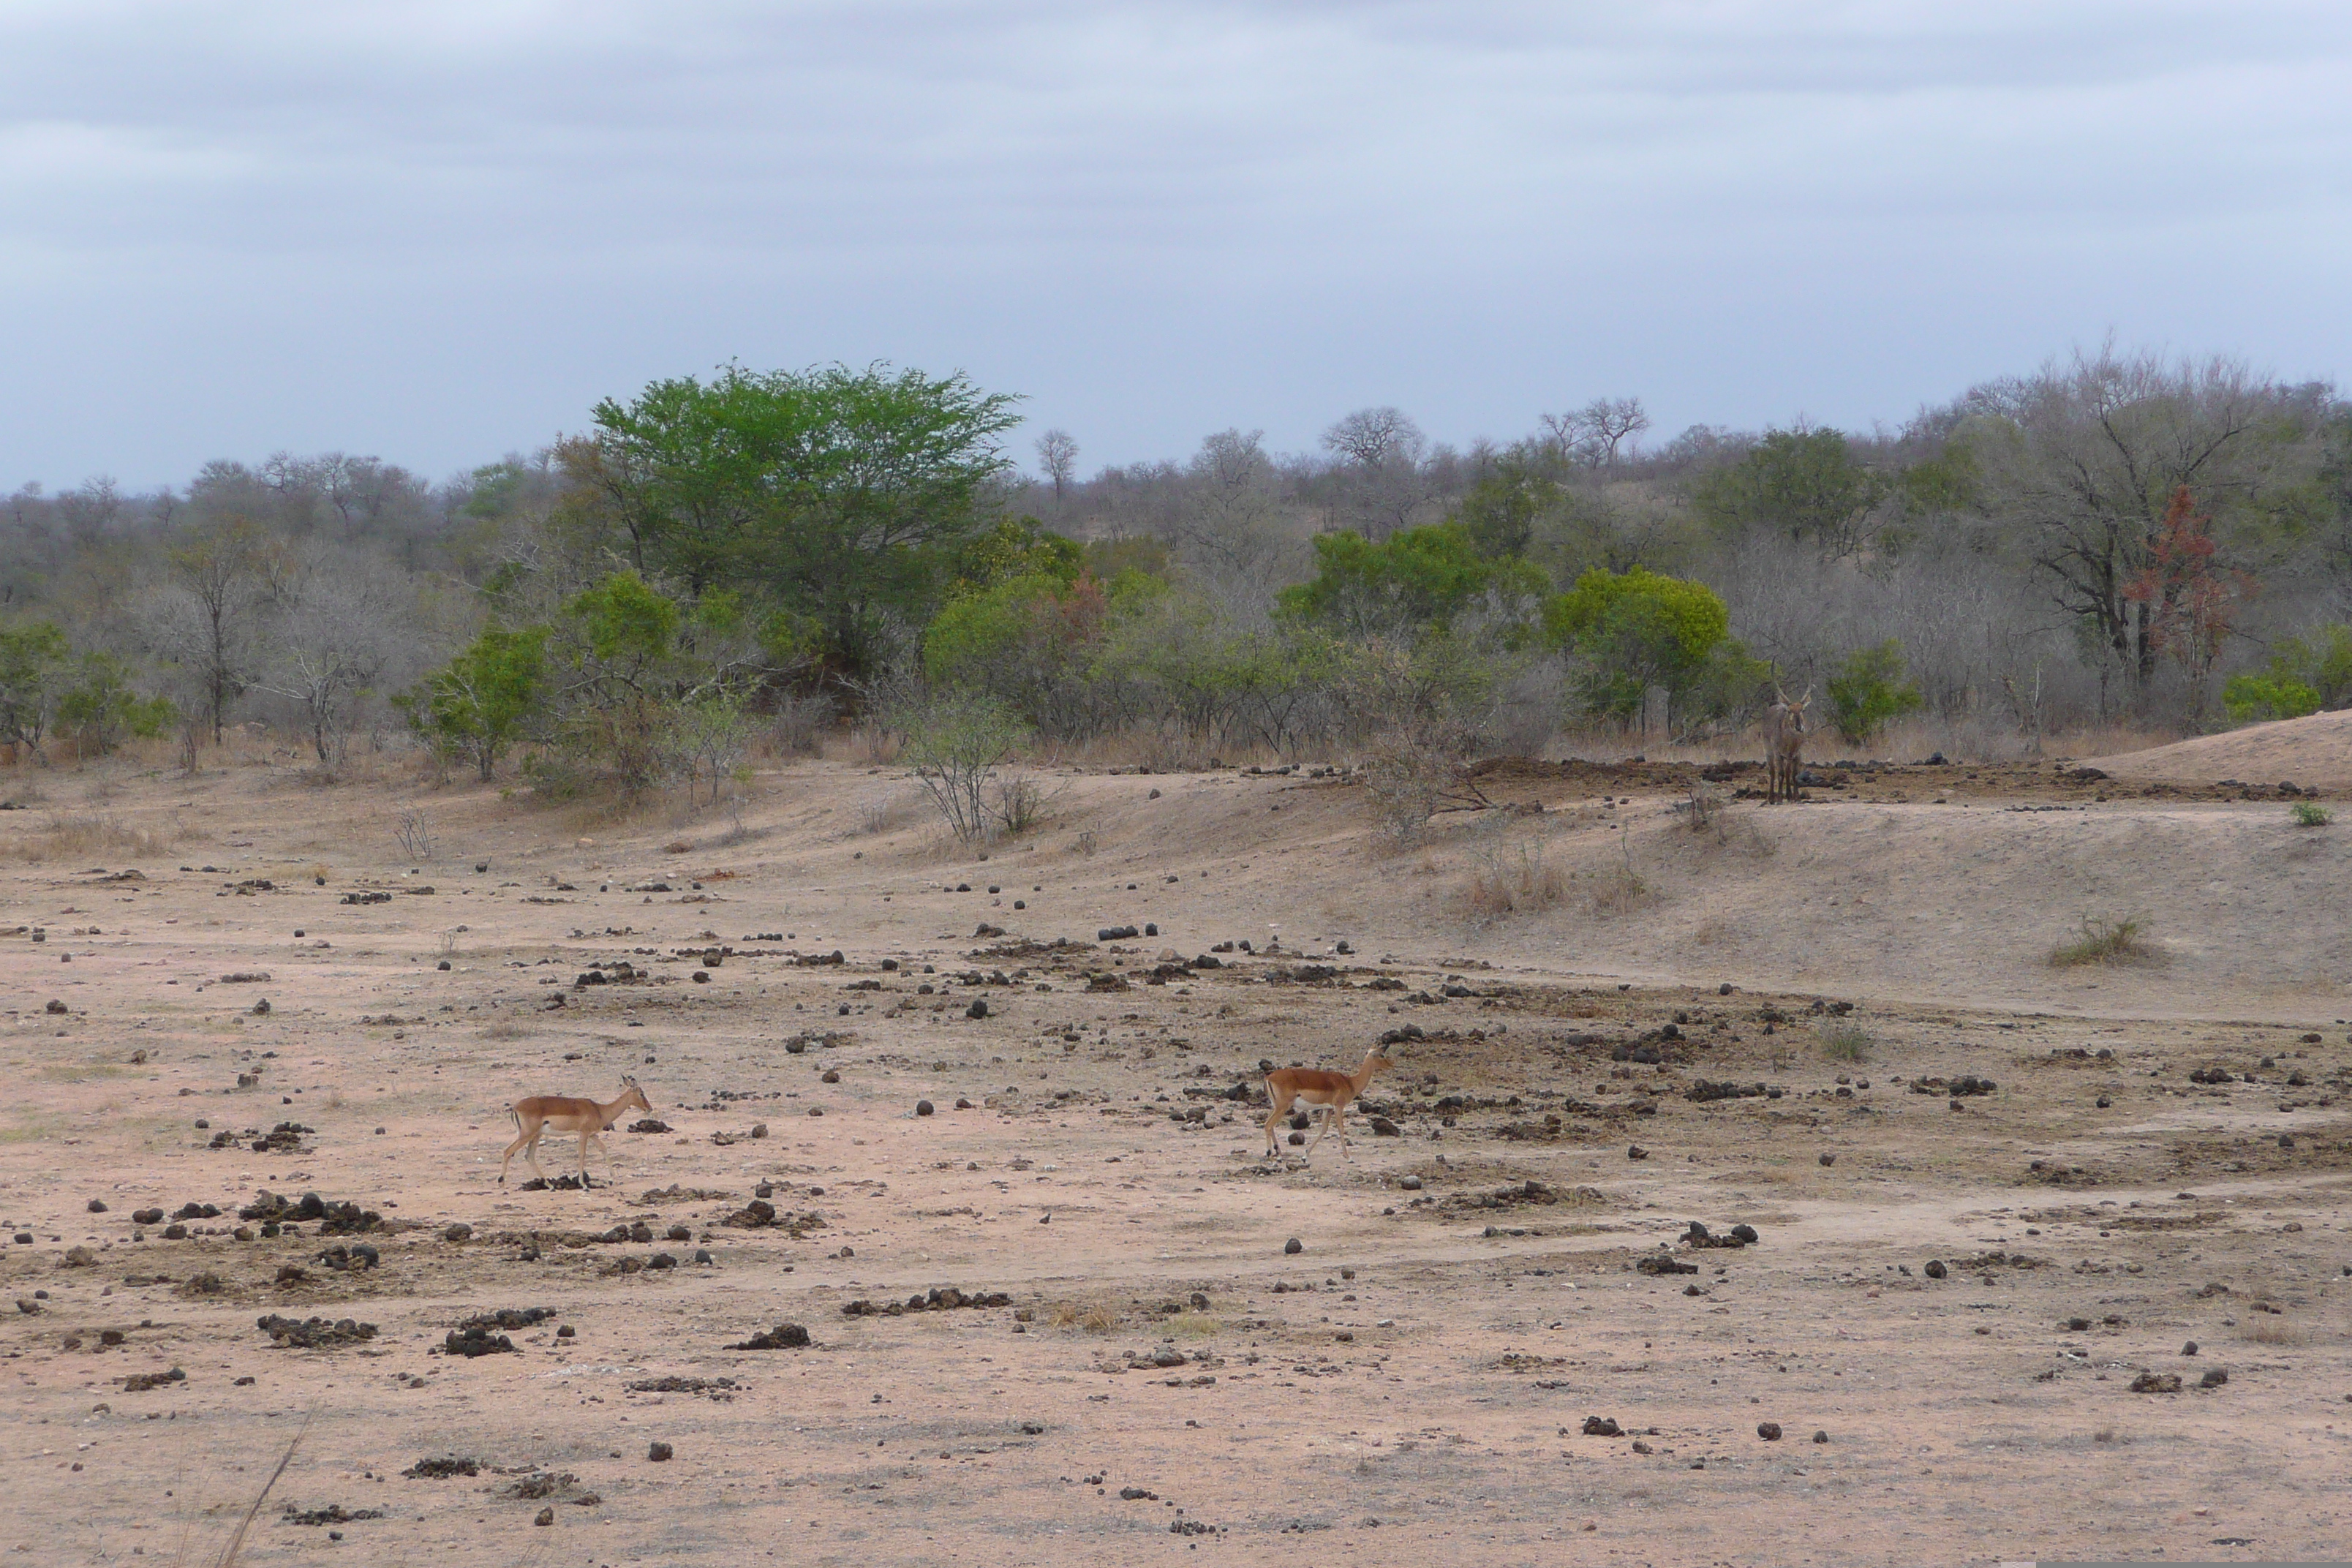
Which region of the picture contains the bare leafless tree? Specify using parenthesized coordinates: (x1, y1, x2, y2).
(140, 521, 284, 743)
(1321, 407, 1429, 539)
(1035, 429, 1078, 507)
(1542, 396, 1651, 467)
(255, 550, 406, 764)
(1966, 345, 2328, 691)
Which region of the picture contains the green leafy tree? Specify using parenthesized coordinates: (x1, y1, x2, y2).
(1824, 640, 1926, 744)
(580, 361, 1022, 676)
(946, 517, 1083, 598)
(1278, 523, 1546, 641)
(2223, 622, 2352, 723)
(2221, 671, 2320, 725)
(0, 620, 74, 761)
(1543, 568, 1756, 734)
(1693, 427, 1885, 557)
(57, 654, 176, 756)
(399, 627, 549, 781)
(1452, 448, 1566, 560)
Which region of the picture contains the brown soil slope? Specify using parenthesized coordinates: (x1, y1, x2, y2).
(2097, 706, 2352, 789)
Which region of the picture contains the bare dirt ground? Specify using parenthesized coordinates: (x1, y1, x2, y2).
(3, 734, 2348, 1567)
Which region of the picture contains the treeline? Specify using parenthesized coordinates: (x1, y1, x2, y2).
(4, 347, 2349, 791)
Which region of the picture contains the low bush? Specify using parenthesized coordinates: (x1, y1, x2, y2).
(2048, 914, 2156, 967)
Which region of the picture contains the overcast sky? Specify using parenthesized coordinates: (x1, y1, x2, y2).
(3, 1, 2348, 491)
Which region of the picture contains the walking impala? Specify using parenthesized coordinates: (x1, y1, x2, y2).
(1262, 1047, 1394, 1161)
(499, 1077, 652, 1188)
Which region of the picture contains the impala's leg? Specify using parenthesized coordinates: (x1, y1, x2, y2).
(576, 1130, 596, 1189)
(1303, 1099, 1338, 1155)
(499, 1127, 528, 1186)
(1263, 1085, 1291, 1158)
(1331, 1102, 1351, 1160)
(523, 1129, 549, 1186)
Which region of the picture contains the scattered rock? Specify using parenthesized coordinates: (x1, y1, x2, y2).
(840, 1286, 1012, 1316)
(534, 1507, 554, 1526)
(2200, 1369, 2228, 1388)
(916, 1099, 935, 1116)
(1284, 1237, 1303, 1255)
(403, 1457, 480, 1479)
(1923, 1259, 1948, 1280)
(1757, 1422, 1782, 1441)
(1581, 1416, 1621, 1436)
(282, 1504, 384, 1526)
(1627, 1145, 1648, 1161)
(2128, 1371, 2183, 1394)
(647, 1441, 674, 1463)
(86, 1198, 108, 1213)
(257, 1313, 378, 1349)
(726, 1323, 811, 1350)
(120, 1367, 186, 1392)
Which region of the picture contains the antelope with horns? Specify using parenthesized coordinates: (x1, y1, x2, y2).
(1764, 685, 1811, 804)
(499, 1077, 652, 1188)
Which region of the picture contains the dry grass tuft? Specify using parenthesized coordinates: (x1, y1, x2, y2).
(2243, 1312, 2303, 1346)
(4, 810, 173, 863)
(1463, 843, 1567, 921)
(483, 1019, 533, 1041)
(1586, 858, 1651, 917)
(2048, 913, 2160, 968)
(1820, 1023, 1872, 1063)
(1049, 1300, 1121, 1333)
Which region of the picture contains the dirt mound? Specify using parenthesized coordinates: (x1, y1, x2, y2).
(2096, 707, 2352, 788)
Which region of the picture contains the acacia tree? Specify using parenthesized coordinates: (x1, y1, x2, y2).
(578, 362, 1022, 678)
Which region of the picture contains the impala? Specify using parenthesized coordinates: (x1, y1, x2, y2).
(498, 1077, 652, 1188)
(1262, 1047, 1394, 1161)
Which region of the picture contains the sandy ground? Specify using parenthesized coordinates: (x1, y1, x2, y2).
(2, 740, 2348, 1567)
(2096, 706, 2352, 791)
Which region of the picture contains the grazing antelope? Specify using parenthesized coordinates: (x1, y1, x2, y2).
(1763, 685, 1811, 804)
(499, 1077, 652, 1188)
(1262, 1048, 1394, 1161)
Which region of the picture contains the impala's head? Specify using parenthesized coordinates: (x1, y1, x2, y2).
(620, 1075, 652, 1115)
(1364, 1049, 1395, 1078)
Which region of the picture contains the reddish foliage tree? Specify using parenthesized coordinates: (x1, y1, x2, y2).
(2123, 486, 2250, 720)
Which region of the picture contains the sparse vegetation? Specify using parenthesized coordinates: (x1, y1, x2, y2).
(393, 810, 435, 861)
(1585, 840, 1650, 916)
(1820, 1022, 1872, 1063)
(2048, 913, 2156, 967)
(4, 810, 172, 862)
(2291, 801, 2331, 827)
(1463, 842, 1567, 921)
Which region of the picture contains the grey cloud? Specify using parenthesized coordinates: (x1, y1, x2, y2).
(1, 1, 2347, 486)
